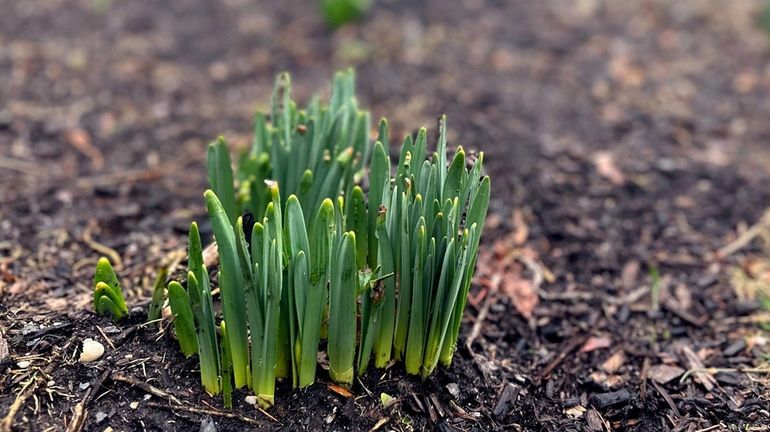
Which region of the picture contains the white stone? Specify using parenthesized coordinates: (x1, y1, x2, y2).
(79, 338, 105, 362)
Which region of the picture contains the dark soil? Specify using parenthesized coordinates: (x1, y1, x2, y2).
(2, 0, 770, 431)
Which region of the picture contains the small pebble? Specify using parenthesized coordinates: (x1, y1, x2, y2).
(325, 406, 337, 424)
(21, 323, 39, 335)
(130, 401, 139, 409)
(17, 360, 31, 368)
(79, 382, 90, 390)
(200, 416, 217, 432)
(80, 339, 105, 363)
(244, 396, 257, 406)
(102, 325, 121, 334)
(446, 383, 460, 399)
(129, 306, 145, 315)
(95, 411, 107, 423)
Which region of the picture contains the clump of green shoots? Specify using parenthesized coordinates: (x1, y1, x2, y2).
(161, 70, 490, 409)
(93, 257, 128, 322)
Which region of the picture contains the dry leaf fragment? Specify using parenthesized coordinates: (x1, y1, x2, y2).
(590, 371, 625, 389)
(327, 383, 353, 398)
(502, 274, 537, 319)
(580, 336, 612, 353)
(679, 345, 716, 391)
(601, 351, 625, 374)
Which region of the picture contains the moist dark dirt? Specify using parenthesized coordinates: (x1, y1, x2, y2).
(2, 0, 770, 431)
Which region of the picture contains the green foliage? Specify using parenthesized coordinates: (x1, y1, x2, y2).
(212, 70, 371, 224)
(162, 71, 490, 409)
(186, 222, 221, 395)
(320, 0, 372, 28)
(167, 281, 198, 357)
(328, 231, 358, 386)
(761, 1, 770, 40)
(93, 257, 128, 322)
(147, 267, 168, 323)
(205, 190, 249, 389)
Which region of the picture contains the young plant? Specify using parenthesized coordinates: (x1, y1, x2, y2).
(92, 257, 128, 322)
(209, 70, 371, 225)
(147, 266, 168, 323)
(357, 117, 491, 377)
(205, 189, 250, 389)
(188, 222, 221, 394)
(167, 281, 197, 357)
(162, 71, 490, 410)
(167, 222, 221, 395)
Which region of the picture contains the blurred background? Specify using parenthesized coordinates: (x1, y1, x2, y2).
(2, 0, 770, 429)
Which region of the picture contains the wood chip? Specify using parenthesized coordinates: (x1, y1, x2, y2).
(585, 409, 606, 431)
(680, 345, 716, 391)
(565, 405, 586, 418)
(0, 334, 8, 360)
(589, 389, 631, 408)
(648, 364, 685, 384)
(601, 351, 625, 373)
(493, 383, 518, 418)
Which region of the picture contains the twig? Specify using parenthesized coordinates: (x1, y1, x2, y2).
(111, 373, 184, 405)
(65, 368, 111, 432)
(369, 417, 390, 432)
(0, 157, 38, 173)
(96, 326, 116, 351)
(1, 375, 37, 432)
(15, 322, 73, 342)
(679, 346, 717, 391)
(717, 211, 770, 258)
(536, 333, 590, 381)
(465, 274, 500, 356)
(680, 367, 770, 383)
(112, 324, 141, 346)
(146, 401, 273, 425)
(74, 168, 162, 190)
(694, 425, 723, 432)
(83, 221, 122, 268)
(651, 380, 681, 417)
(113, 373, 278, 423)
(1, 337, 72, 431)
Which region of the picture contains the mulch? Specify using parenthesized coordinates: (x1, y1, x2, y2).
(1, 0, 770, 430)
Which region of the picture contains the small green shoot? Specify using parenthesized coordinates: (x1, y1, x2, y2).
(93, 257, 128, 322)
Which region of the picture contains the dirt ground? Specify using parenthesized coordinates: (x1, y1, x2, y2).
(2, 0, 770, 430)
